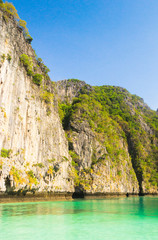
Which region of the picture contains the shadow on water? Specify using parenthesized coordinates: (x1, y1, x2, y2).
(138, 197, 144, 216)
(0, 196, 157, 219)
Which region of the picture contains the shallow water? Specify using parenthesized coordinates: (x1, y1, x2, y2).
(0, 197, 158, 240)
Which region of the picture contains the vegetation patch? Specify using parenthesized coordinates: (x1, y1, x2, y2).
(32, 163, 44, 168)
(1, 54, 5, 62)
(40, 90, 54, 103)
(32, 73, 43, 86)
(20, 54, 33, 76)
(1, 148, 11, 158)
(10, 166, 25, 187)
(0, 2, 33, 43)
(7, 53, 11, 62)
(58, 82, 158, 191)
(47, 166, 54, 175)
(0, 159, 3, 170)
(47, 158, 56, 163)
(26, 170, 38, 188)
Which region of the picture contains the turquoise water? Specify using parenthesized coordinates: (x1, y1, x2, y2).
(0, 197, 158, 240)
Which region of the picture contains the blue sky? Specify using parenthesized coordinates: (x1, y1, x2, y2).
(8, 0, 158, 110)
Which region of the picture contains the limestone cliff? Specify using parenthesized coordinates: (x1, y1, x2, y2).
(0, 7, 157, 197)
(57, 81, 158, 195)
(0, 9, 73, 193)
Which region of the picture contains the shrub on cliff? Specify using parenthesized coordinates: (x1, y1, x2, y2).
(1, 148, 11, 158)
(32, 74, 43, 86)
(20, 54, 34, 76)
(40, 90, 54, 103)
(37, 58, 50, 74)
(0, 2, 33, 43)
(18, 19, 33, 43)
(0, 2, 19, 20)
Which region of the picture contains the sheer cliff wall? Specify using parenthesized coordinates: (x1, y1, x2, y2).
(0, 11, 74, 193)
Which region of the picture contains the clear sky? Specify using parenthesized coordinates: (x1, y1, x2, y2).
(7, 0, 158, 110)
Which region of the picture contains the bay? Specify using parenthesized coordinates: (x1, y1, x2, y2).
(0, 197, 158, 240)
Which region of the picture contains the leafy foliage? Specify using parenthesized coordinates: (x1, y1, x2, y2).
(32, 73, 43, 86)
(1, 2, 19, 19)
(10, 167, 25, 187)
(37, 58, 50, 72)
(0, 2, 33, 43)
(40, 90, 54, 103)
(1, 54, 5, 62)
(1, 148, 11, 158)
(67, 79, 81, 83)
(58, 102, 72, 129)
(20, 54, 33, 76)
(32, 163, 44, 168)
(26, 170, 38, 188)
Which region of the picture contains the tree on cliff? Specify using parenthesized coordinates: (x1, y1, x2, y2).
(0, 2, 33, 43)
(0, 2, 19, 19)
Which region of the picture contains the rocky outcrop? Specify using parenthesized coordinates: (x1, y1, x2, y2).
(56, 79, 92, 103)
(56, 84, 139, 194)
(56, 83, 158, 195)
(0, 8, 157, 197)
(68, 121, 139, 194)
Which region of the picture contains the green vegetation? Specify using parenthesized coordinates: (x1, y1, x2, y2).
(91, 86, 158, 189)
(62, 156, 69, 161)
(20, 54, 33, 76)
(67, 79, 81, 83)
(10, 166, 24, 187)
(20, 54, 51, 88)
(47, 166, 54, 175)
(47, 159, 56, 163)
(32, 73, 43, 86)
(59, 82, 158, 192)
(7, 53, 11, 62)
(37, 58, 50, 74)
(1, 148, 11, 158)
(1, 54, 5, 62)
(26, 170, 38, 188)
(58, 102, 72, 129)
(0, 159, 2, 170)
(0, 2, 33, 43)
(0, 2, 19, 19)
(32, 163, 44, 168)
(18, 19, 33, 43)
(40, 90, 54, 103)
(0, 2, 51, 85)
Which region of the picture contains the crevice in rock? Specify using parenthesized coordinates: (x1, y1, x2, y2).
(126, 134, 143, 195)
(5, 176, 11, 192)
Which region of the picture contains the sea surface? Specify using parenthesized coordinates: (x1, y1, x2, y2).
(0, 196, 158, 240)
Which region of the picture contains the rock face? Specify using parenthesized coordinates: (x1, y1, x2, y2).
(0, 9, 157, 196)
(56, 82, 139, 194)
(56, 82, 158, 195)
(0, 11, 73, 193)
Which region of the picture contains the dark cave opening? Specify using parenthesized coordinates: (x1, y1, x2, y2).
(72, 187, 85, 199)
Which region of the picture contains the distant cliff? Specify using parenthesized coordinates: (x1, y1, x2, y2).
(56, 80, 158, 195)
(0, 5, 157, 198)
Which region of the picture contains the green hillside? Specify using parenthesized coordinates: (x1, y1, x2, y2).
(59, 81, 158, 194)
